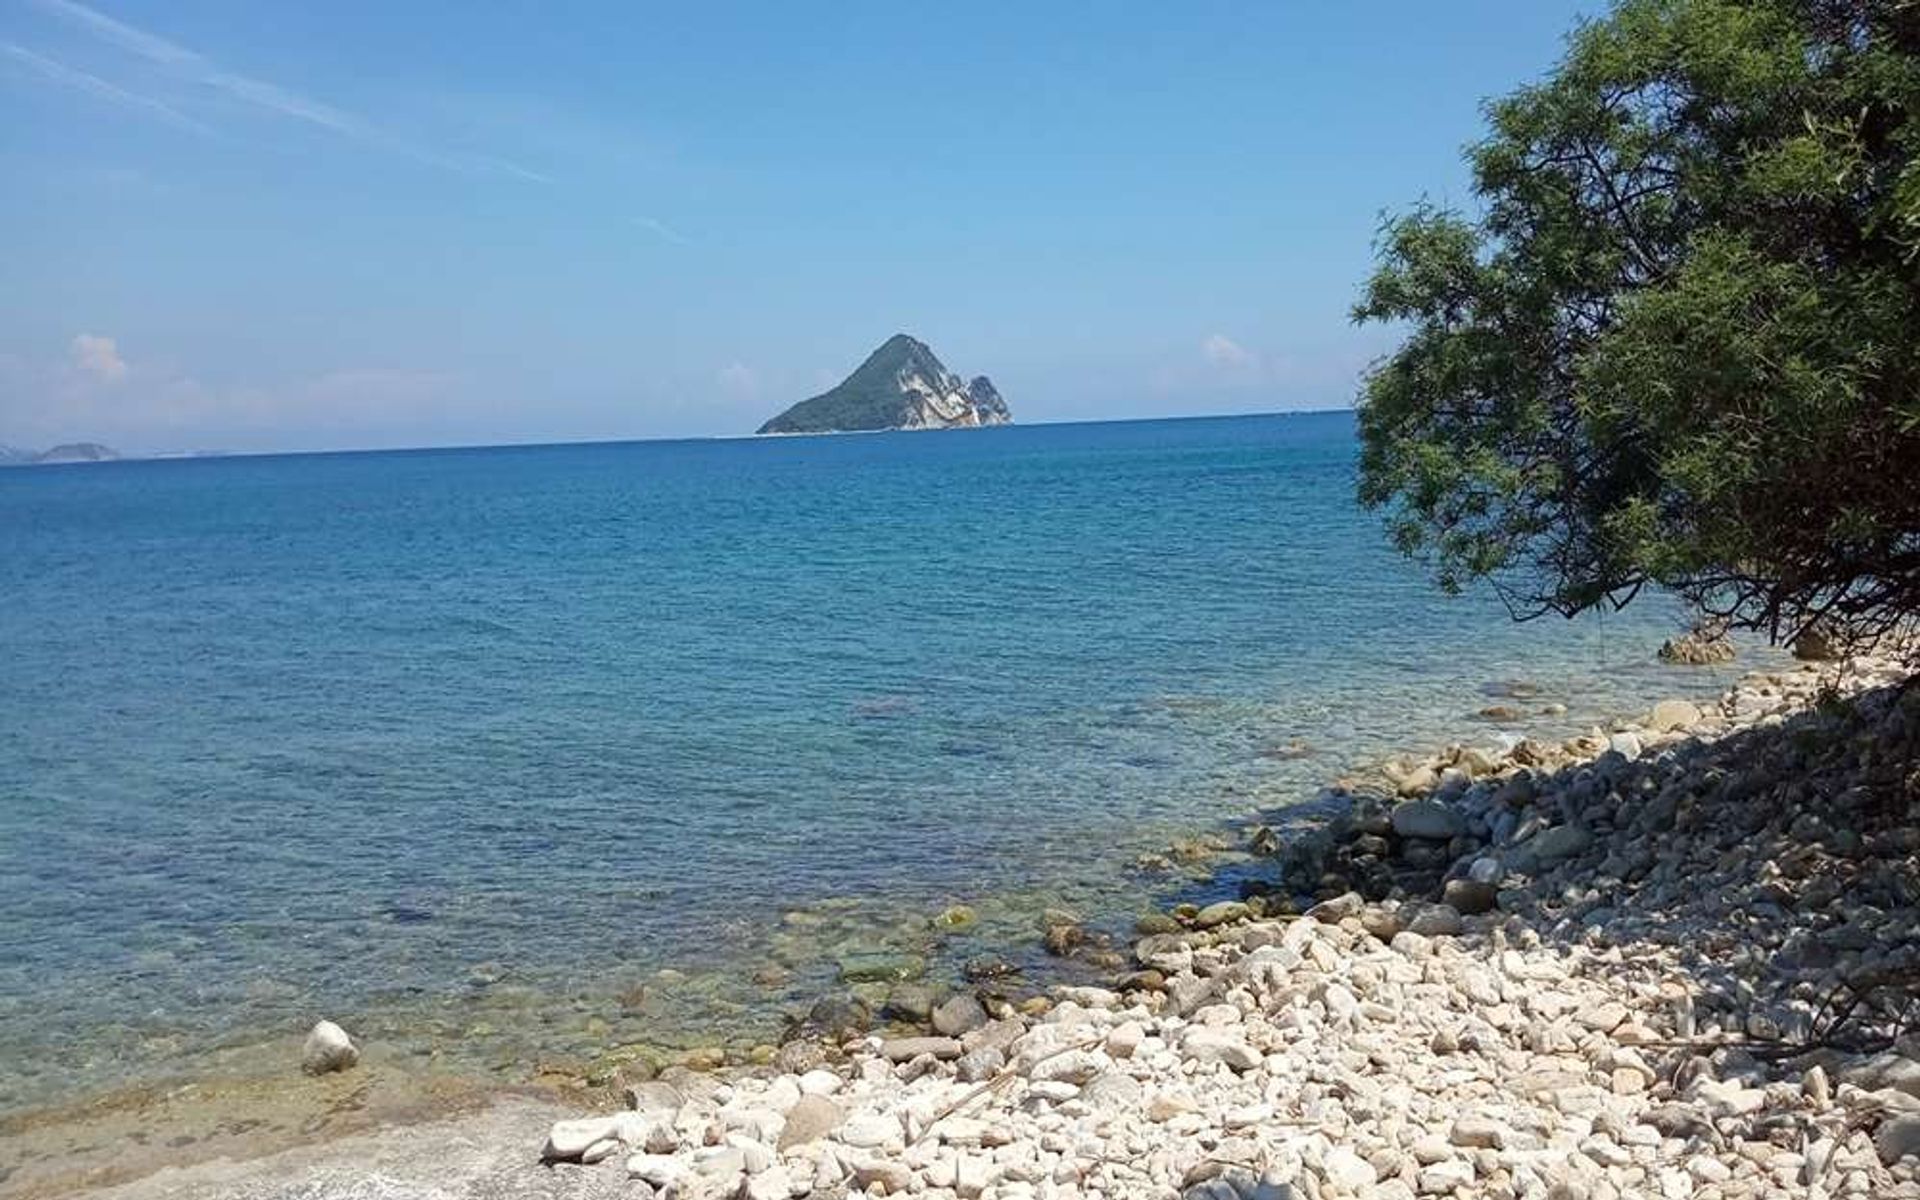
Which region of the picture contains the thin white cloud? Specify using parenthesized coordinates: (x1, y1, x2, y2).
(635, 215, 689, 245)
(199, 70, 357, 135)
(2, 41, 209, 133)
(1201, 333, 1256, 369)
(0, 337, 468, 452)
(29, 0, 547, 183)
(461, 152, 554, 185)
(716, 363, 758, 398)
(70, 333, 127, 382)
(31, 0, 197, 66)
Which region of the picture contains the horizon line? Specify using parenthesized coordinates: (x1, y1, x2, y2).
(6, 406, 1360, 466)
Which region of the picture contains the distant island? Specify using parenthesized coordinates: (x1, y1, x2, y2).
(757, 334, 1010, 435)
(0, 442, 120, 466)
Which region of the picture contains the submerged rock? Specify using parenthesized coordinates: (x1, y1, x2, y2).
(881, 983, 938, 1024)
(836, 951, 925, 985)
(805, 993, 871, 1040)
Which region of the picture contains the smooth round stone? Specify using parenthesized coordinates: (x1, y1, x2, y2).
(932, 993, 990, 1037)
(1391, 800, 1466, 841)
(1443, 878, 1499, 915)
(1193, 901, 1250, 929)
(301, 1020, 359, 1075)
(1406, 904, 1463, 936)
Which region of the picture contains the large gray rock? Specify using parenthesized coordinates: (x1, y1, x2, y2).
(1180, 1028, 1260, 1071)
(1492, 772, 1536, 808)
(932, 993, 989, 1037)
(1877, 1114, 1920, 1166)
(880, 1036, 962, 1062)
(1306, 892, 1363, 924)
(543, 1113, 647, 1161)
(882, 983, 938, 1023)
(1391, 800, 1465, 841)
(1648, 699, 1703, 733)
(1515, 824, 1592, 868)
(1835, 1052, 1920, 1099)
(1080, 1071, 1144, 1110)
(805, 993, 871, 1039)
(1443, 878, 1498, 915)
(955, 1045, 1005, 1082)
(1193, 900, 1250, 929)
(625, 1080, 684, 1122)
(776, 1094, 844, 1150)
(301, 1020, 359, 1075)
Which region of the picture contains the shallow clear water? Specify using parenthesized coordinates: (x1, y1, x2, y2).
(0, 413, 1757, 1110)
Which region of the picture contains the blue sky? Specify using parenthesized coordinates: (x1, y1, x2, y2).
(1, 1, 1597, 453)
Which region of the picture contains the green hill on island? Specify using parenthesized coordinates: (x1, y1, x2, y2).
(757, 335, 1010, 435)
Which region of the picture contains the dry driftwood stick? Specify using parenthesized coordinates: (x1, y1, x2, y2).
(908, 1033, 1107, 1145)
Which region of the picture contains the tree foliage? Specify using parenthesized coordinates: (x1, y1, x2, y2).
(1355, 0, 1920, 648)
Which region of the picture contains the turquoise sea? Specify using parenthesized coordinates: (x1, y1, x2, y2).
(0, 412, 1757, 1111)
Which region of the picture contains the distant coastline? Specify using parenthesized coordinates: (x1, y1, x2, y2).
(0, 441, 121, 466)
(0, 410, 1355, 468)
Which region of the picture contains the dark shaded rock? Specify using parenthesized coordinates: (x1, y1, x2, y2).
(805, 994, 871, 1040)
(882, 983, 938, 1024)
(1042, 922, 1085, 956)
(1442, 878, 1499, 915)
(1307, 892, 1364, 924)
(1391, 800, 1465, 841)
(964, 955, 1019, 981)
(1792, 622, 1841, 661)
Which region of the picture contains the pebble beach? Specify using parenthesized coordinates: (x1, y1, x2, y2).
(55, 651, 1920, 1200)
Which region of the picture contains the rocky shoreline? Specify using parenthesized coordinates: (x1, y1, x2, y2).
(66, 653, 1917, 1200)
(494, 654, 1920, 1199)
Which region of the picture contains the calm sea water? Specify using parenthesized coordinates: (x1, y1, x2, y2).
(0, 413, 1756, 1110)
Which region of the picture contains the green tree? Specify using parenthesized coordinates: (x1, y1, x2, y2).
(1355, 0, 1920, 649)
